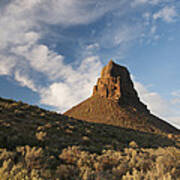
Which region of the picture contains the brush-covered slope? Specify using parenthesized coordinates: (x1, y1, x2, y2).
(64, 95, 179, 135)
(65, 60, 179, 135)
(0, 97, 180, 179)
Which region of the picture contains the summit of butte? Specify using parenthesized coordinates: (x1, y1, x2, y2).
(64, 60, 179, 135)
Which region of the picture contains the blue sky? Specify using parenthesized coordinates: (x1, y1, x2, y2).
(0, 0, 179, 128)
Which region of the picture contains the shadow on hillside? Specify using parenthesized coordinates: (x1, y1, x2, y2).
(67, 117, 178, 151)
(0, 112, 178, 154)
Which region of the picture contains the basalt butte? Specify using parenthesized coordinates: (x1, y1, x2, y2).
(64, 60, 179, 134)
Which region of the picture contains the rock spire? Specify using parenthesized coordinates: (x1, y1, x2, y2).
(64, 60, 179, 134)
(93, 60, 139, 104)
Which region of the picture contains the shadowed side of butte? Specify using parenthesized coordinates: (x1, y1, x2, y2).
(64, 60, 180, 135)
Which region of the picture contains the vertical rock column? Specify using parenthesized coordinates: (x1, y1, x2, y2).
(92, 60, 148, 112)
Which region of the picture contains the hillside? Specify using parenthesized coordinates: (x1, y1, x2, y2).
(64, 95, 179, 135)
(0, 97, 180, 179)
(65, 60, 179, 135)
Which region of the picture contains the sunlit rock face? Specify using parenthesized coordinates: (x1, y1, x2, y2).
(64, 60, 179, 134)
(93, 60, 139, 103)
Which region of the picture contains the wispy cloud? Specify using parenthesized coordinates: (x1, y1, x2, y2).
(14, 71, 37, 92)
(171, 90, 180, 106)
(0, 0, 140, 84)
(0, 0, 106, 111)
(31, 0, 127, 26)
(171, 90, 180, 97)
(0, 55, 16, 76)
(86, 43, 100, 50)
(134, 79, 180, 128)
(153, 6, 178, 22)
(40, 56, 102, 111)
(134, 81, 170, 116)
(131, 0, 163, 7)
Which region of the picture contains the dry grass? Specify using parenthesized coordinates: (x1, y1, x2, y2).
(0, 97, 179, 179)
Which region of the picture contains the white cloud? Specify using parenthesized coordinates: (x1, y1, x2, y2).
(131, 0, 148, 6)
(0, 0, 123, 115)
(14, 71, 37, 92)
(134, 81, 170, 116)
(40, 56, 102, 112)
(40, 83, 79, 110)
(172, 90, 180, 97)
(168, 117, 180, 129)
(86, 43, 99, 50)
(153, 6, 177, 22)
(150, 26, 156, 34)
(28, 45, 66, 80)
(131, 0, 162, 7)
(143, 12, 151, 19)
(171, 98, 180, 105)
(134, 80, 180, 129)
(34, 0, 127, 25)
(0, 55, 16, 75)
(0, 0, 139, 88)
(0, 0, 127, 80)
(99, 25, 142, 49)
(114, 27, 135, 46)
(171, 90, 180, 105)
(0, 1, 39, 50)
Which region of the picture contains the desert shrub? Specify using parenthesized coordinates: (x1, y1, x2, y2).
(0, 149, 16, 163)
(0, 161, 43, 180)
(14, 109, 26, 117)
(122, 168, 144, 180)
(0, 98, 180, 179)
(0, 144, 179, 179)
(59, 146, 81, 164)
(16, 145, 46, 169)
(58, 145, 180, 180)
(55, 164, 79, 180)
(129, 141, 138, 148)
(36, 131, 47, 141)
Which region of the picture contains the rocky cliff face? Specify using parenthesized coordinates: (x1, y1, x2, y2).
(93, 60, 137, 100)
(64, 60, 179, 134)
(93, 60, 148, 112)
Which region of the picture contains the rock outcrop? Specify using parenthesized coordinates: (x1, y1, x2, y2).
(93, 60, 137, 100)
(93, 60, 148, 112)
(64, 60, 179, 134)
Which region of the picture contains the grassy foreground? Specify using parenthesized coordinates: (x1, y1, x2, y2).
(0, 97, 179, 179)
